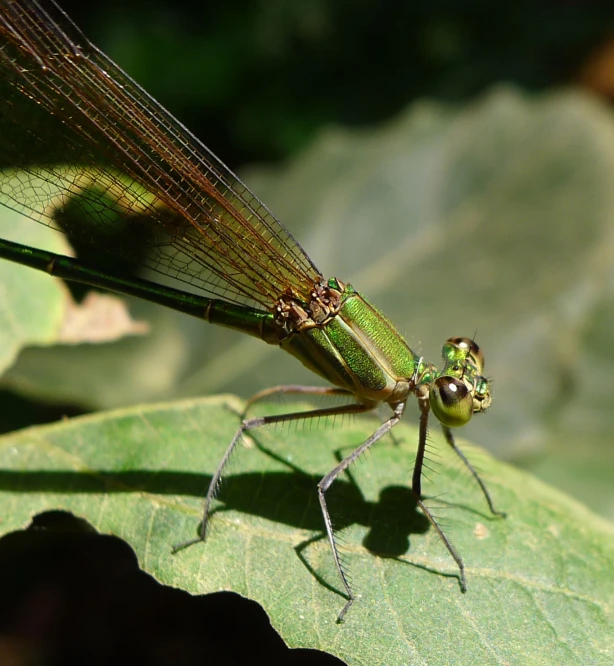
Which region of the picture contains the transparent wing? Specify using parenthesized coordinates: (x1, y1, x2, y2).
(0, 0, 322, 309)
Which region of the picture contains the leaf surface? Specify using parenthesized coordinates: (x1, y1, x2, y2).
(0, 396, 612, 665)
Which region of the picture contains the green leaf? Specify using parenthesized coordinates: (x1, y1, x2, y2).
(1, 396, 612, 665)
(0, 206, 68, 372)
(0, 201, 150, 384)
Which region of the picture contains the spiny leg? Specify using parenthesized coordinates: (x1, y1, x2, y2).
(412, 397, 467, 591)
(247, 385, 398, 457)
(172, 399, 373, 553)
(318, 401, 406, 623)
(247, 386, 401, 450)
(441, 425, 506, 518)
(244, 384, 354, 413)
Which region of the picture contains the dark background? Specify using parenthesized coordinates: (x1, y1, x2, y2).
(54, 0, 614, 169)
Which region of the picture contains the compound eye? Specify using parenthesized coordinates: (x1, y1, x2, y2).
(447, 337, 485, 373)
(430, 377, 474, 428)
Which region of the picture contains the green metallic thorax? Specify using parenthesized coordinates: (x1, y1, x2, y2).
(279, 279, 428, 405)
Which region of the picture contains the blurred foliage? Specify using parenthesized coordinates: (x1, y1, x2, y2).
(57, 0, 614, 165)
(3, 87, 614, 525)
